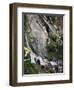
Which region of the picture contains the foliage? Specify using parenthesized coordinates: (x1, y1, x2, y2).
(24, 60, 39, 74)
(24, 15, 28, 32)
(46, 37, 63, 60)
(24, 47, 31, 59)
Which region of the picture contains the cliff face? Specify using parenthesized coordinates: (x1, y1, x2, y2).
(23, 14, 63, 74)
(24, 14, 63, 60)
(26, 15, 48, 58)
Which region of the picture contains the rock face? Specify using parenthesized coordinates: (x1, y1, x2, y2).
(27, 15, 48, 58)
(24, 14, 63, 74)
(24, 14, 63, 62)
